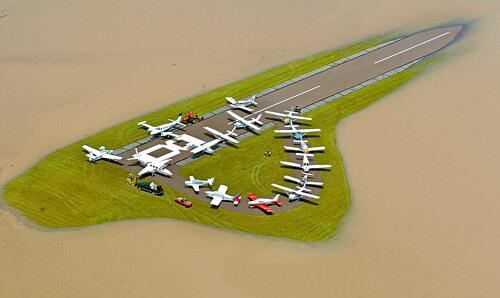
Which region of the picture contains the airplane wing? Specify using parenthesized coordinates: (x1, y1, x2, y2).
(204, 127, 239, 144)
(271, 183, 296, 193)
(295, 190, 319, 199)
(192, 184, 200, 192)
(274, 128, 321, 133)
(217, 184, 228, 195)
(283, 146, 302, 152)
(265, 110, 287, 118)
(236, 105, 254, 112)
(190, 139, 221, 154)
(82, 145, 100, 155)
(138, 121, 154, 130)
(226, 97, 236, 104)
(101, 153, 123, 161)
(209, 195, 223, 207)
(288, 115, 312, 121)
(227, 111, 260, 131)
(308, 146, 326, 152)
(138, 164, 154, 176)
(280, 161, 302, 168)
(284, 175, 302, 184)
(255, 204, 272, 213)
(307, 181, 324, 187)
(308, 164, 332, 170)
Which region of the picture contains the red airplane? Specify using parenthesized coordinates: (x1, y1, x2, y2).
(247, 193, 282, 214)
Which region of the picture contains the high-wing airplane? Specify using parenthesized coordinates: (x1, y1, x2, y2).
(274, 120, 321, 140)
(82, 145, 123, 163)
(271, 183, 319, 201)
(184, 176, 215, 192)
(227, 111, 262, 131)
(190, 126, 239, 155)
(127, 148, 172, 176)
(280, 153, 331, 173)
(247, 193, 281, 214)
(226, 95, 257, 112)
(138, 113, 186, 136)
(205, 184, 241, 207)
(284, 173, 324, 187)
(284, 140, 325, 154)
(265, 109, 312, 124)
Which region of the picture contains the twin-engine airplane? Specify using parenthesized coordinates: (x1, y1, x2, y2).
(226, 111, 262, 131)
(82, 145, 123, 163)
(247, 193, 281, 214)
(284, 140, 325, 154)
(190, 126, 239, 155)
(184, 176, 215, 192)
(127, 148, 172, 177)
(271, 183, 319, 201)
(138, 113, 186, 136)
(280, 153, 331, 173)
(205, 185, 241, 207)
(265, 109, 312, 124)
(226, 95, 257, 112)
(284, 173, 324, 187)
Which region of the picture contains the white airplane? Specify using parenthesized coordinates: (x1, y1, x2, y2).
(284, 173, 324, 187)
(184, 176, 215, 192)
(82, 145, 123, 163)
(138, 113, 186, 136)
(205, 184, 241, 207)
(280, 153, 331, 173)
(265, 109, 312, 124)
(127, 148, 172, 176)
(284, 140, 325, 154)
(226, 111, 262, 131)
(271, 183, 319, 201)
(226, 95, 257, 112)
(274, 120, 321, 140)
(190, 127, 239, 155)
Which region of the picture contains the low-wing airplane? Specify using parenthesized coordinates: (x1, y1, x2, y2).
(271, 183, 319, 201)
(190, 127, 239, 155)
(274, 120, 321, 140)
(284, 173, 324, 187)
(247, 193, 281, 214)
(284, 140, 325, 154)
(265, 109, 312, 124)
(280, 153, 332, 173)
(138, 113, 186, 136)
(82, 145, 123, 163)
(184, 176, 215, 192)
(205, 185, 241, 207)
(227, 111, 262, 131)
(226, 95, 257, 112)
(127, 148, 172, 176)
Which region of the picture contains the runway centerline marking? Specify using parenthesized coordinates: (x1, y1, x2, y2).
(374, 31, 450, 64)
(229, 85, 320, 123)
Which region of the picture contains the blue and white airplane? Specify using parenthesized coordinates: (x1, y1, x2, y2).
(274, 119, 321, 140)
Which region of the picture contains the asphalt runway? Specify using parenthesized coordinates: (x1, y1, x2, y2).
(119, 25, 463, 214)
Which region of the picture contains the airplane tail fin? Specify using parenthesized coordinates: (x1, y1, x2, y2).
(253, 114, 263, 125)
(247, 192, 257, 201)
(250, 95, 257, 105)
(272, 194, 282, 206)
(226, 97, 236, 104)
(226, 127, 237, 137)
(232, 194, 241, 206)
(207, 177, 215, 186)
(86, 153, 96, 162)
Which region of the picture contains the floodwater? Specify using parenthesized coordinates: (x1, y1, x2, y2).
(1, 0, 500, 297)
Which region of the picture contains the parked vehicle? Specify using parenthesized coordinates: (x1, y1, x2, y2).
(175, 197, 192, 208)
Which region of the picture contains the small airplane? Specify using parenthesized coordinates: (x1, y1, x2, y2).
(82, 145, 123, 163)
(284, 173, 324, 187)
(247, 193, 281, 214)
(284, 139, 325, 154)
(138, 113, 186, 136)
(205, 184, 241, 207)
(274, 119, 321, 140)
(271, 183, 319, 201)
(226, 95, 257, 112)
(184, 176, 215, 192)
(190, 127, 239, 155)
(226, 111, 262, 131)
(265, 109, 312, 124)
(280, 153, 331, 173)
(127, 148, 172, 176)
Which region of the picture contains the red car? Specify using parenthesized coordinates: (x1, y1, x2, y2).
(175, 197, 192, 208)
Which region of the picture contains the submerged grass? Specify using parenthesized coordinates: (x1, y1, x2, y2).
(2, 33, 442, 241)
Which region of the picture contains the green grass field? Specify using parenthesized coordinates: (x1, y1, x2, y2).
(2, 33, 444, 241)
